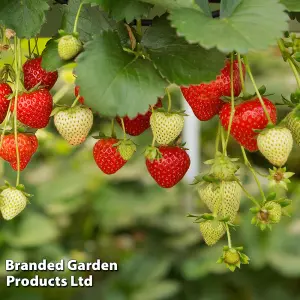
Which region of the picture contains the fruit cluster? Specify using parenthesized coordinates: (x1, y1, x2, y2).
(0, 14, 300, 273)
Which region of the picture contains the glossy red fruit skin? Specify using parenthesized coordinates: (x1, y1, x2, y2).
(0, 83, 12, 123)
(11, 89, 53, 129)
(23, 57, 58, 90)
(0, 133, 38, 171)
(75, 86, 85, 104)
(116, 99, 163, 136)
(146, 146, 190, 188)
(181, 60, 245, 121)
(93, 138, 127, 175)
(219, 98, 277, 152)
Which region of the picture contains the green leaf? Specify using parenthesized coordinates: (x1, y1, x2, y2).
(85, 0, 152, 23)
(220, 0, 242, 18)
(41, 38, 73, 71)
(195, 0, 211, 17)
(75, 31, 167, 117)
(0, 0, 49, 38)
(62, 0, 116, 42)
(139, 0, 195, 9)
(141, 16, 225, 85)
(280, 0, 300, 11)
(169, 0, 289, 54)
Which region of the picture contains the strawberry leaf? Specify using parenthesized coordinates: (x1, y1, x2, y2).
(141, 16, 225, 85)
(62, 0, 116, 42)
(280, 0, 300, 11)
(169, 0, 289, 54)
(139, 0, 195, 9)
(0, 0, 50, 38)
(75, 31, 167, 117)
(84, 0, 152, 23)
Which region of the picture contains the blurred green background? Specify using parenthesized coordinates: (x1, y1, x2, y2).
(1, 38, 300, 300)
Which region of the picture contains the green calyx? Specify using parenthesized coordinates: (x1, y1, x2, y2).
(204, 152, 239, 181)
(144, 145, 162, 161)
(217, 246, 250, 272)
(114, 139, 137, 161)
(154, 108, 188, 117)
(280, 89, 300, 108)
(251, 200, 284, 230)
(268, 167, 294, 190)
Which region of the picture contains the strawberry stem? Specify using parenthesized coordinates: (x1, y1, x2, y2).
(27, 39, 32, 58)
(166, 87, 172, 112)
(136, 19, 142, 37)
(73, 2, 84, 34)
(241, 146, 266, 202)
(13, 36, 21, 186)
(151, 136, 155, 147)
(215, 122, 221, 155)
(277, 39, 300, 89)
(34, 37, 40, 56)
(243, 56, 273, 125)
(53, 84, 69, 104)
(225, 53, 235, 151)
(120, 118, 127, 140)
(237, 54, 246, 94)
(234, 176, 260, 207)
(111, 119, 116, 138)
(71, 95, 80, 107)
(225, 223, 232, 249)
(221, 126, 227, 156)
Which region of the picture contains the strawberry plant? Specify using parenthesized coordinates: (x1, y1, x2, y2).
(0, 0, 300, 273)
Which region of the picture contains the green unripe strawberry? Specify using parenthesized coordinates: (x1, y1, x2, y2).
(286, 110, 300, 146)
(224, 248, 240, 265)
(257, 127, 293, 167)
(54, 106, 93, 145)
(199, 219, 226, 246)
(115, 139, 137, 161)
(58, 35, 82, 60)
(198, 182, 241, 222)
(0, 188, 27, 220)
(263, 201, 282, 224)
(150, 111, 184, 145)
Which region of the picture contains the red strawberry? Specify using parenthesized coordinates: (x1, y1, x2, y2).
(116, 99, 163, 136)
(0, 133, 38, 171)
(23, 57, 58, 90)
(145, 146, 190, 188)
(93, 138, 127, 174)
(0, 83, 12, 123)
(181, 60, 245, 121)
(219, 98, 277, 152)
(74, 85, 85, 104)
(11, 89, 53, 129)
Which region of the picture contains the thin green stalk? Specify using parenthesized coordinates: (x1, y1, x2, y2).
(151, 135, 155, 147)
(111, 119, 115, 137)
(53, 85, 69, 104)
(13, 37, 21, 186)
(120, 118, 126, 140)
(73, 2, 84, 33)
(237, 53, 246, 94)
(35, 37, 40, 56)
(136, 19, 142, 37)
(288, 59, 300, 89)
(225, 52, 235, 150)
(166, 87, 172, 112)
(226, 223, 232, 248)
(221, 127, 227, 156)
(215, 122, 221, 155)
(28, 39, 31, 58)
(71, 95, 80, 108)
(243, 56, 273, 124)
(234, 176, 260, 207)
(241, 146, 266, 202)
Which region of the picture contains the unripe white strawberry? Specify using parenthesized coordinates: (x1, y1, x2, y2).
(286, 111, 300, 146)
(198, 182, 241, 222)
(58, 35, 82, 60)
(150, 111, 184, 145)
(199, 220, 226, 246)
(257, 127, 293, 167)
(0, 188, 27, 220)
(54, 106, 93, 145)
